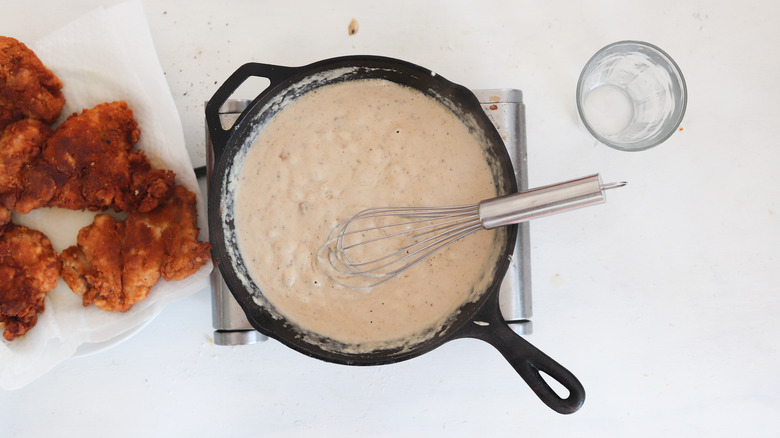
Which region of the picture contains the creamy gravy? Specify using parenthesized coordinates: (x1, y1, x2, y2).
(233, 79, 504, 352)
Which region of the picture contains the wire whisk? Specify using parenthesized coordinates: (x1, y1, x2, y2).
(317, 174, 625, 288)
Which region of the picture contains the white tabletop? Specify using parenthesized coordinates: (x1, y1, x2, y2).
(2, 1, 780, 436)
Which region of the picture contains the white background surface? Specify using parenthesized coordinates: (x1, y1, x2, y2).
(2, 0, 779, 436)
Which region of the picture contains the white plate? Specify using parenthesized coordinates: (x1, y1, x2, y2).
(71, 319, 152, 358)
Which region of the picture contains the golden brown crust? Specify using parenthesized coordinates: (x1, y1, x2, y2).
(0, 224, 61, 341)
(15, 101, 176, 214)
(142, 185, 212, 281)
(0, 205, 10, 230)
(0, 119, 52, 223)
(60, 186, 211, 312)
(60, 214, 126, 311)
(0, 36, 65, 131)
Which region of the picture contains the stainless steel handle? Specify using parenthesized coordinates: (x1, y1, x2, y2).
(478, 174, 624, 230)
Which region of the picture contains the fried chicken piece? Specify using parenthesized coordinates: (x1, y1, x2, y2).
(14, 101, 176, 214)
(122, 211, 166, 306)
(0, 36, 65, 131)
(0, 119, 51, 196)
(60, 215, 127, 311)
(61, 185, 211, 312)
(136, 185, 212, 281)
(0, 224, 61, 341)
(0, 119, 52, 227)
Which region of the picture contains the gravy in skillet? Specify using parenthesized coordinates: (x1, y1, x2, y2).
(233, 79, 504, 353)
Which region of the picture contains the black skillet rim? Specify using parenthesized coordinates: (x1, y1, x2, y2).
(207, 55, 519, 366)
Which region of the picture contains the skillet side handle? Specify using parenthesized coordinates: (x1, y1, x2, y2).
(205, 62, 297, 159)
(457, 299, 585, 414)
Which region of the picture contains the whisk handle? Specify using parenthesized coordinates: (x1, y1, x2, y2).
(479, 174, 622, 229)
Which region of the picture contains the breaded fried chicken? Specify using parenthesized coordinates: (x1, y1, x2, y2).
(15, 101, 176, 214)
(61, 185, 211, 312)
(0, 118, 52, 228)
(136, 185, 212, 281)
(60, 214, 126, 311)
(0, 224, 61, 341)
(0, 36, 65, 131)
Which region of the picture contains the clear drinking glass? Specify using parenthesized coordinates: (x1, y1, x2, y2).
(576, 41, 687, 151)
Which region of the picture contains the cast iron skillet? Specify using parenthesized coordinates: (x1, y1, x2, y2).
(206, 55, 585, 414)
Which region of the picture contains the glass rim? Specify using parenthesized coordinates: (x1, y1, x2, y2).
(576, 40, 688, 152)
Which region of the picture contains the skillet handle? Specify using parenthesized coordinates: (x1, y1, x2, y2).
(456, 297, 585, 414)
(205, 62, 298, 159)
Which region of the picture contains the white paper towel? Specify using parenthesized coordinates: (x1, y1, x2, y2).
(0, 0, 212, 390)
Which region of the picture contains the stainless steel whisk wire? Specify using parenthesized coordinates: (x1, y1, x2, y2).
(324, 205, 484, 285)
(317, 174, 625, 288)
